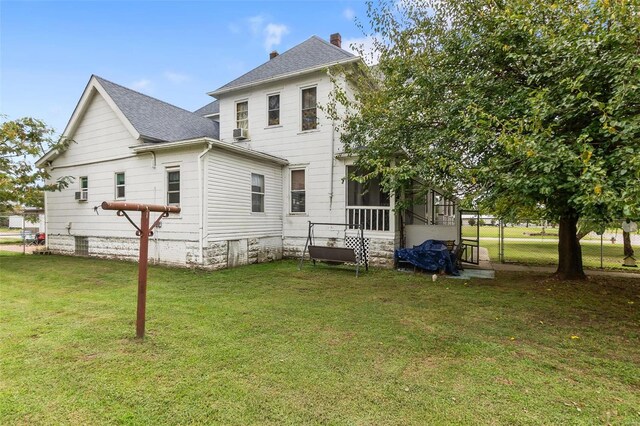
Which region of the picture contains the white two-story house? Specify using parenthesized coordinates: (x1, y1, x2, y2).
(37, 34, 459, 269)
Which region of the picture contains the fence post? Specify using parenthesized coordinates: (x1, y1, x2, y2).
(499, 220, 505, 263)
(600, 232, 604, 269)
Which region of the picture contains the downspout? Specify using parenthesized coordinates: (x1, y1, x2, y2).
(43, 190, 48, 250)
(329, 119, 336, 210)
(198, 142, 213, 265)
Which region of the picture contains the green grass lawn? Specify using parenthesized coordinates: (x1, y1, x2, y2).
(0, 238, 23, 245)
(1, 254, 639, 425)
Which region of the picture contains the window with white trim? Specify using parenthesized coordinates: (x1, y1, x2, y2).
(80, 176, 88, 197)
(290, 169, 305, 213)
(167, 168, 180, 206)
(251, 173, 264, 213)
(236, 101, 248, 131)
(267, 94, 280, 126)
(301, 87, 317, 131)
(115, 172, 125, 199)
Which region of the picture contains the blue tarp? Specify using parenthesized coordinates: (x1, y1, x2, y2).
(395, 239, 459, 275)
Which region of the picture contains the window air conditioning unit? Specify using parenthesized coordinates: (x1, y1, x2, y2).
(233, 128, 248, 140)
(75, 191, 88, 201)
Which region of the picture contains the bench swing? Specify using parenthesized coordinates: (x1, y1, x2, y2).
(298, 221, 369, 277)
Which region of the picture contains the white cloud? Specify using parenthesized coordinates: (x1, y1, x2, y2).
(164, 71, 190, 84)
(248, 15, 265, 35)
(343, 35, 381, 65)
(343, 7, 355, 20)
(130, 79, 152, 92)
(263, 23, 289, 52)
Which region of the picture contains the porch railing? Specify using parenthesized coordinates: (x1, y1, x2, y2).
(346, 206, 391, 232)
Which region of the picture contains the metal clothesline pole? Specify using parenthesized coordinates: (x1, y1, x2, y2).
(101, 201, 180, 339)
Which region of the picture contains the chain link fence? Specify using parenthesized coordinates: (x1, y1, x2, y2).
(0, 214, 46, 252)
(462, 218, 639, 271)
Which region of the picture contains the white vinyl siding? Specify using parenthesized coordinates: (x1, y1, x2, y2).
(46, 148, 201, 243)
(206, 148, 282, 240)
(45, 90, 203, 250)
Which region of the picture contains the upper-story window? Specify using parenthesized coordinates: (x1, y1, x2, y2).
(115, 172, 125, 199)
(236, 101, 248, 131)
(267, 94, 280, 126)
(301, 87, 317, 131)
(167, 168, 180, 206)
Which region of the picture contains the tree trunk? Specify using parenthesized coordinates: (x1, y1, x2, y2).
(623, 231, 634, 258)
(554, 213, 587, 280)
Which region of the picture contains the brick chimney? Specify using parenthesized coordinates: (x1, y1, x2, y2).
(330, 33, 342, 48)
(270, 50, 279, 60)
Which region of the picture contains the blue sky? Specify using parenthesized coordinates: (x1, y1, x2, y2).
(1, 0, 372, 135)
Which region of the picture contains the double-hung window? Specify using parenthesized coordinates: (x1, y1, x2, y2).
(115, 172, 125, 199)
(301, 87, 317, 131)
(290, 169, 305, 213)
(236, 101, 248, 131)
(267, 94, 280, 126)
(251, 173, 264, 213)
(167, 169, 180, 206)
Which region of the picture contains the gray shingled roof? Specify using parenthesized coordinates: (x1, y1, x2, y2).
(194, 100, 219, 116)
(211, 36, 356, 95)
(95, 76, 219, 142)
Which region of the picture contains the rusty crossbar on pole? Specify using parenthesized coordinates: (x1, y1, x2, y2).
(101, 201, 181, 339)
(101, 201, 180, 214)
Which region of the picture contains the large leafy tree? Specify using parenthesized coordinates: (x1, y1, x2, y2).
(0, 117, 71, 211)
(330, 0, 640, 280)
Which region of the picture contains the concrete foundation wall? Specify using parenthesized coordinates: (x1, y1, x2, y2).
(48, 234, 283, 270)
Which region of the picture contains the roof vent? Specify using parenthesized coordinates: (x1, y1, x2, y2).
(330, 33, 342, 48)
(270, 50, 279, 60)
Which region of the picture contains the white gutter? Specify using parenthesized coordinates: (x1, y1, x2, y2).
(208, 57, 361, 97)
(49, 154, 138, 170)
(130, 138, 208, 152)
(133, 137, 288, 165)
(198, 142, 213, 265)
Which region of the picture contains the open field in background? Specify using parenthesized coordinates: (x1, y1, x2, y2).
(463, 225, 559, 239)
(461, 224, 638, 272)
(1, 254, 639, 425)
(462, 224, 633, 241)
